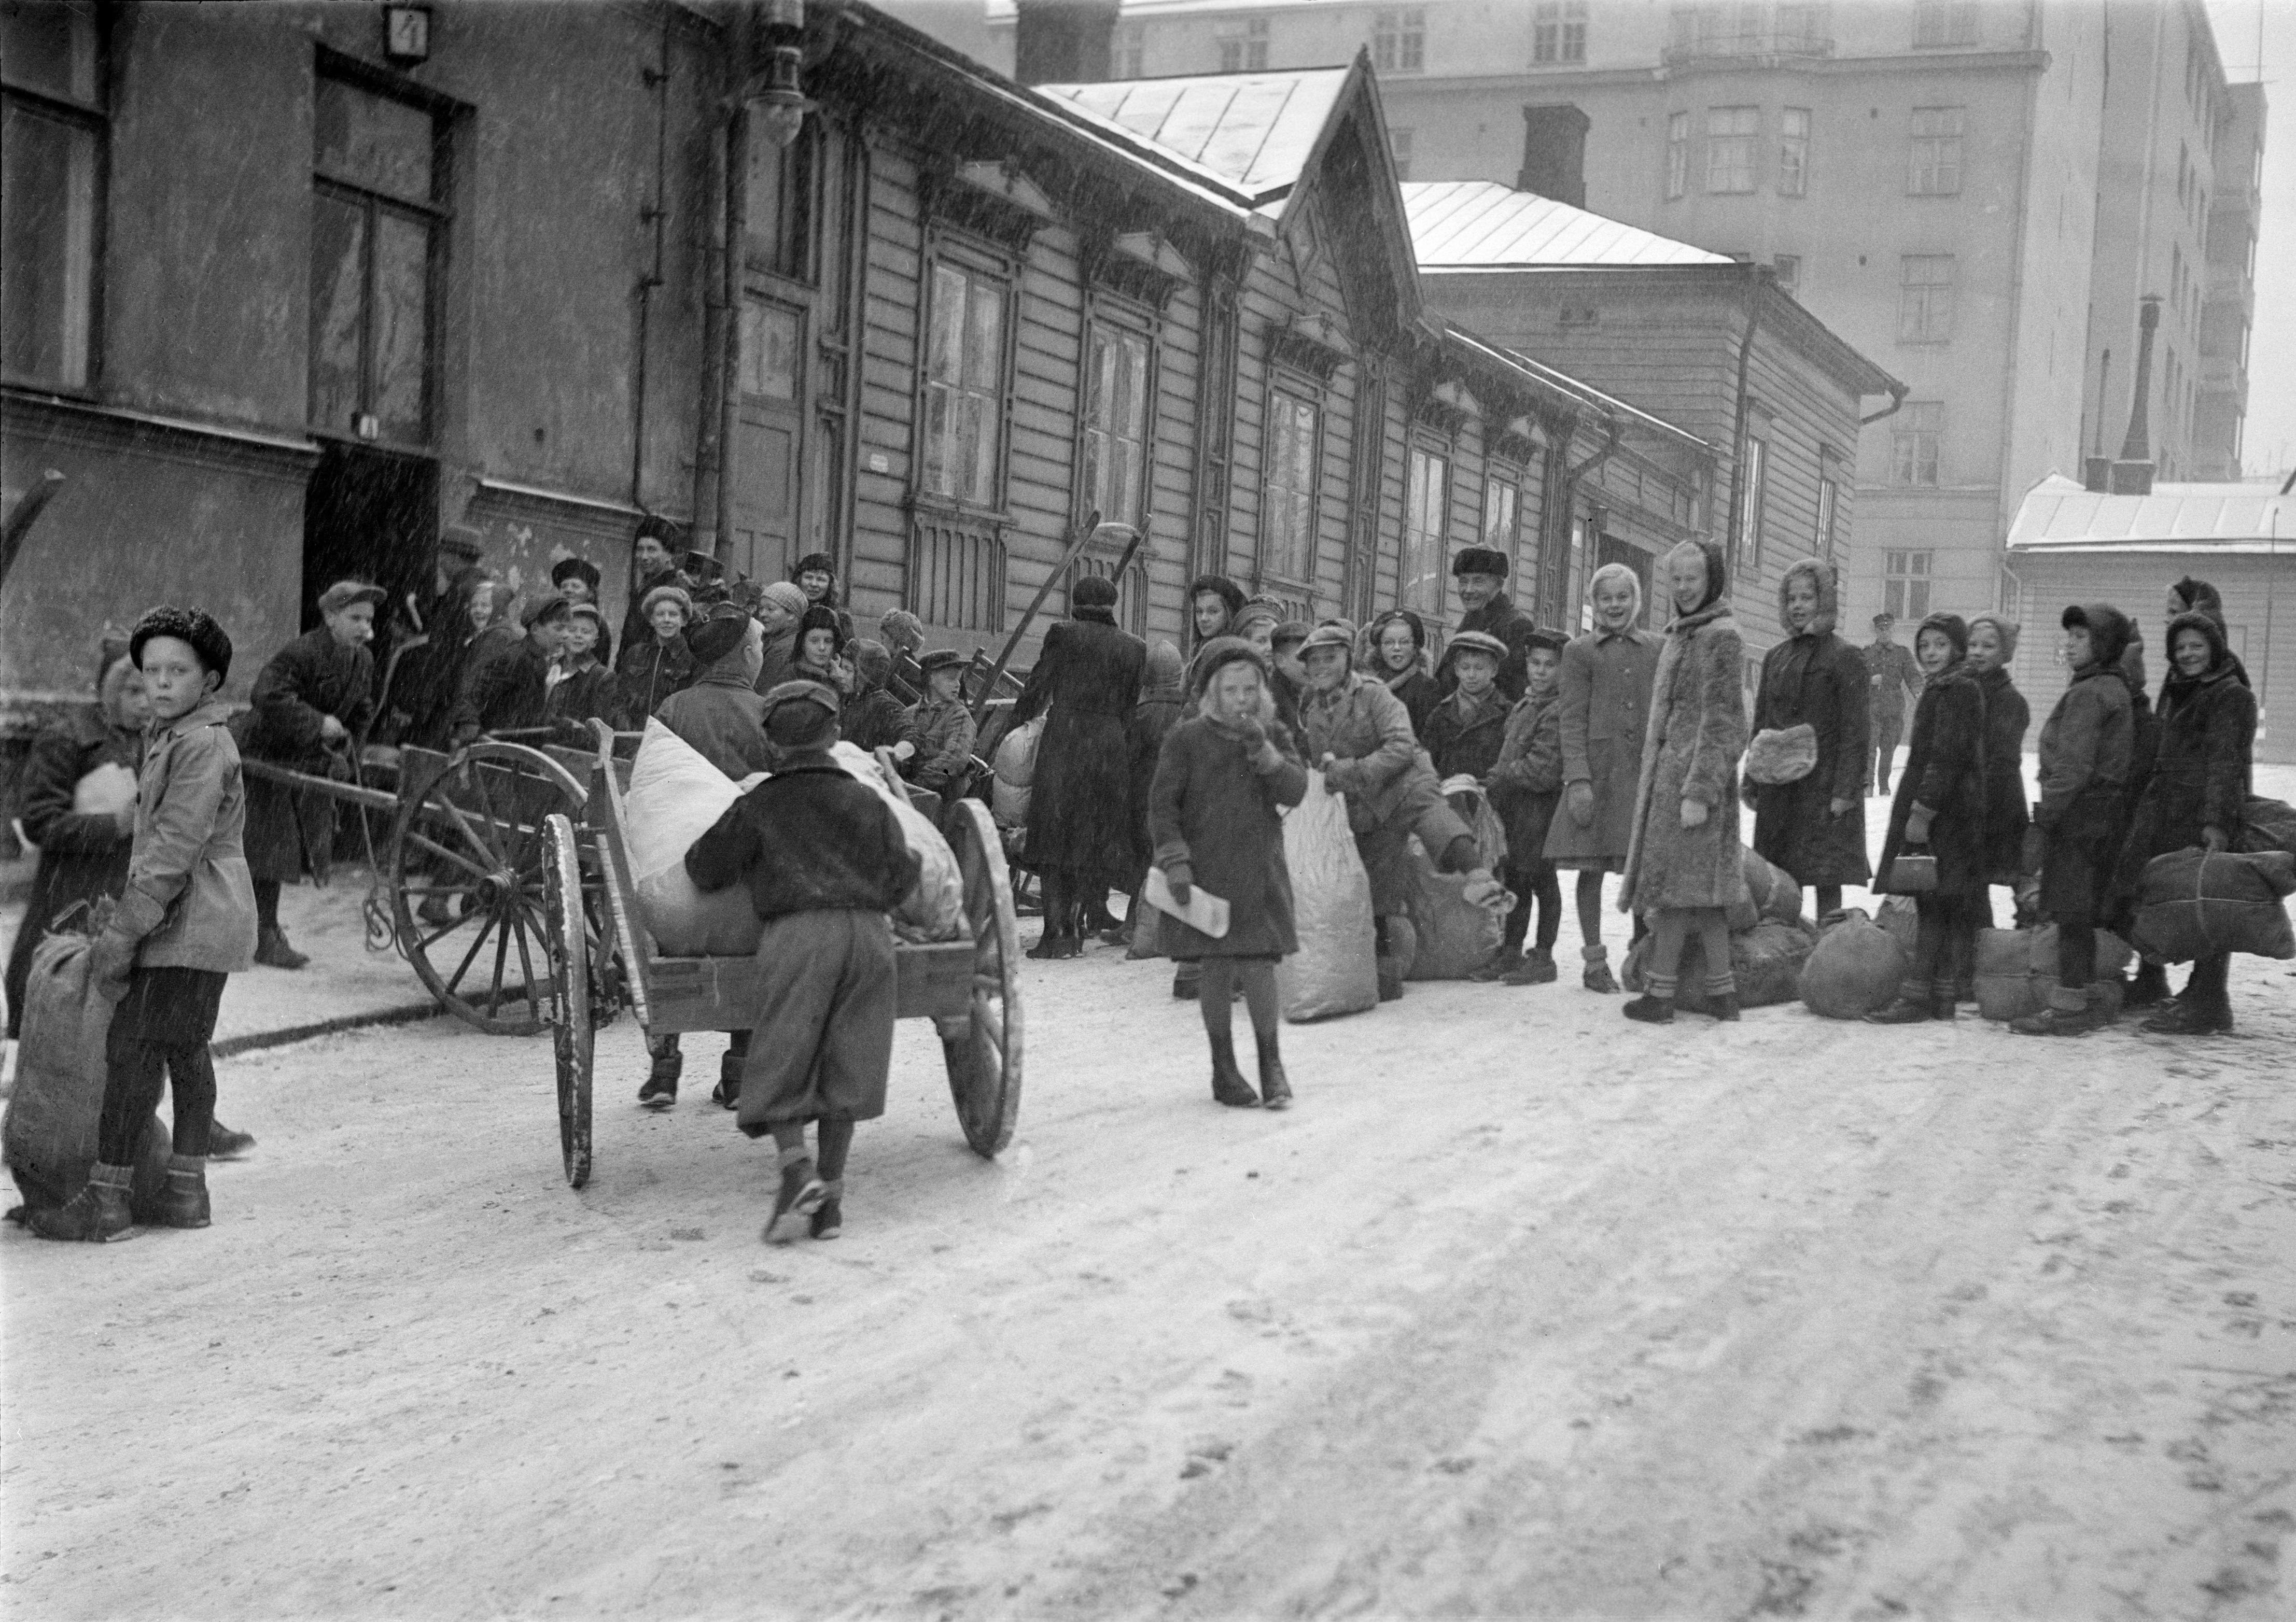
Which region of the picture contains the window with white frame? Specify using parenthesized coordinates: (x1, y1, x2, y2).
(1907, 106, 1964, 194)
(1483, 476, 1520, 565)
(1389, 126, 1413, 181)
(1816, 470, 1838, 558)
(1081, 322, 1150, 530)
(1778, 107, 1810, 195)
(1400, 445, 1449, 614)
(1706, 106, 1759, 193)
(1, 1, 103, 390)
(1664, 111, 1688, 200)
(1533, 1, 1586, 64)
(1892, 401, 1942, 484)
(1897, 255, 1955, 342)
(1374, 8, 1425, 74)
(1883, 549, 1933, 620)
(921, 260, 1008, 504)
(1217, 17, 1268, 73)
(1911, 0, 1976, 47)
(1261, 387, 1320, 583)
(1735, 431, 1767, 564)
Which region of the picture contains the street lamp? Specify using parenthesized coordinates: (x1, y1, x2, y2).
(748, 43, 815, 151)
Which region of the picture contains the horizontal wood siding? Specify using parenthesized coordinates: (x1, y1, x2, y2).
(853, 142, 924, 611)
(1142, 277, 1203, 648)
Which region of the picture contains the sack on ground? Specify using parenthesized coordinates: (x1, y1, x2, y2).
(831, 743, 964, 943)
(2, 928, 171, 1216)
(1623, 918, 1815, 1011)
(2237, 795, 2296, 860)
(1275, 769, 1378, 1021)
(2130, 847, 2296, 963)
(1973, 925, 2132, 1020)
(1727, 847, 1806, 932)
(1440, 777, 1508, 871)
(1402, 835, 1504, 980)
(625, 721, 762, 955)
(1799, 909, 1908, 1019)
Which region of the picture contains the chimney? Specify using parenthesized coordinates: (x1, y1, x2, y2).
(2110, 295, 2161, 496)
(1518, 105, 1590, 207)
(1014, 0, 1121, 86)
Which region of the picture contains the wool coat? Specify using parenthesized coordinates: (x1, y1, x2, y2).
(394, 572, 485, 745)
(1485, 684, 1564, 874)
(618, 633, 696, 720)
(900, 694, 977, 802)
(1147, 700, 1308, 960)
(454, 627, 555, 741)
(234, 626, 375, 884)
(1378, 665, 1441, 738)
(842, 686, 910, 756)
(655, 671, 775, 781)
(1875, 661, 1987, 898)
(1009, 607, 1148, 880)
(684, 752, 920, 923)
(1126, 687, 1189, 870)
(2118, 612, 2258, 887)
(1750, 561, 1871, 888)
(1973, 665, 2031, 881)
(1298, 670, 1473, 911)
(1543, 623, 1661, 869)
(112, 697, 258, 975)
(549, 660, 628, 738)
(1440, 591, 1542, 702)
(2034, 603, 2136, 922)
(3, 702, 141, 1037)
(1422, 684, 1513, 782)
(751, 626, 802, 697)
(1620, 545, 1749, 916)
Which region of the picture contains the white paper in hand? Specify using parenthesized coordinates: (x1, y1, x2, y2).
(1143, 867, 1230, 939)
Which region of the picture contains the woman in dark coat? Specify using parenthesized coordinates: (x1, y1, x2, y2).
(1363, 609, 1440, 738)
(1867, 614, 1986, 1023)
(1966, 614, 2031, 911)
(234, 581, 381, 969)
(4, 642, 145, 1036)
(2117, 610, 2258, 1035)
(1150, 637, 1308, 1109)
(1748, 557, 1870, 917)
(1009, 574, 1148, 957)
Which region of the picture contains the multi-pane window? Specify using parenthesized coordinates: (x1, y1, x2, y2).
(1775, 3, 1824, 48)
(1706, 106, 1759, 193)
(1735, 433, 1767, 564)
(1778, 107, 1810, 195)
(1665, 111, 1689, 200)
(1, 1, 103, 390)
(1911, 0, 1976, 47)
(1533, 2, 1586, 64)
(1883, 550, 1933, 620)
(1897, 255, 1955, 342)
(1081, 323, 1150, 530)
(1908, 107, 1964, 194)
(1217, 17, 1268, 73)
(921, 261, 1007, 504)
(1400, 446, 1449, 614)
(1816, 471, 1839, 558)
(1773, 253, 1801, 298)
(1483, 478, 1519, 563)
(1374, 8, 1425, 73)
(1111, 22, 1145, 78)
(1389, 127, 1413, 181)
(311, 74, 444, 444)
(1261, 388, 1319, 582)
(1892, 401, 1942, 484)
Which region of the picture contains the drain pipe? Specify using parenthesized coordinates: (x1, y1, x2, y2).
(631, 10, 671, 509)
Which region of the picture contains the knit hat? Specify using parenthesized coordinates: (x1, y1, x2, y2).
(1191, 634, 1269, 696)
(551, 556, 602, 592)
(793, 552, 837, 581)
(130, 605, 233, 682)
(1073, 574, 1119, 609)
(879, 609, 926, 653)
(522, 591, 573, 630)
(850, 638, 893, 691)
(1452, 547, 1508, 579)
(1966, 613, 2020, 662)
(317, 580, 386, 614)
(1231, 596, 1285, 634)
(758, 581, 808, 620)
(640, 583, 693, 622)
(1143, 638, 1186, 699)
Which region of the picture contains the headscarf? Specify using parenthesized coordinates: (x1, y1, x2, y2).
(2169, 576, 2228, 630)
(1660, 539, 1728, 624)
(1777, 557, 1837, 639)
(2162, 610, 2234, 693)
(1913, 612, 1969, 687)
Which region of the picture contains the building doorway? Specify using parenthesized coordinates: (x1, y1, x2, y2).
(302, 442, 437, 703)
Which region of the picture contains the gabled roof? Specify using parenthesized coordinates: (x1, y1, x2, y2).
(2007, 474, 2295, 554)
(1038, 69, 1351, 207)
(1404, 181, 1731, 269)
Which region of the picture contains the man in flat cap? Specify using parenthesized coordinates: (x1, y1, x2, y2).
(1861, 610, 1921, 795)
(898, 648, 978, 806)
(1443, 546, 1541, 702)
(232, 580, 383, 969)
(684, 679, 922, 1244)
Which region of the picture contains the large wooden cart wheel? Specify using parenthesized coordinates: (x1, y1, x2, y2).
(389, 740, 587, 1036)
(541, 813, 593, 1189)
(940, 798, 1023, 1157)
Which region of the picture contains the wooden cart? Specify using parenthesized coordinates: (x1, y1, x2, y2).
(538, 721, 1023, 1189)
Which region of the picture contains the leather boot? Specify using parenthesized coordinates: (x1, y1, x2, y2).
(2141, 997, 2233, 1035)
(1504, 948, 1559, 986)
(1583, 946, 1619, 994)
(1865, 983, 1933, 1024)
(156, 1155, 211, 1229)
(206, 1122, 256, 1160)
(254, 927, 310, 971)
(27, 1161, 137, 1242)
(2011, 986, 2110, 1037)
(639, 1038, 681, 1107)
(1375, 956, 1405, 1002)
(1254, 1031, 1292, 1110)
(2124, 960, 2171, 1009)
(1622, 993, 1674, 1024)
(1706, 992, 1742, 1022)
(1209, 1034, 1258, 1108)
(713, 1048, 744, 1110)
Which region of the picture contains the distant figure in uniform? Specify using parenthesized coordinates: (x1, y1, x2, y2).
(1862, 610, 1921, 796)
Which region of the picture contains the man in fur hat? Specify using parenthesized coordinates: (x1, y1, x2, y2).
(1444, 547, 1542, 702)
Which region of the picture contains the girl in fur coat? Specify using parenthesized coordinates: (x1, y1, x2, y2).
(1619, 540, 1751, 1024)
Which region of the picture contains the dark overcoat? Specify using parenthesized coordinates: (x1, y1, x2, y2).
(1147, 703, 1308, 960)
(549, 661, 629, 737)
(454, 628, 552, 740)
(1009, 607, 1147, 880)
(1973, 665, 2031, 881)
(2118, 612, 2258, 887)
(1750, 563, 1871, 887)
(1422, 685, 1512, 782)
(235, 626, 375, 884)
(1875, 663, 1987, 898)
(1620, 545, 1749, 916)
(618, 633, 696, 720)
(1380, 667, 1441, 738)
(2033, 604, 2136, 922)
(1440, 591, 1541, 702)
(1126, 692, 1189, 868)
(1485, 685, 1563, 870)
(3, 706, 139, 1037)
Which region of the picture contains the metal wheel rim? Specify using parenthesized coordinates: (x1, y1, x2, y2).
(945, 798, 1022, 1157)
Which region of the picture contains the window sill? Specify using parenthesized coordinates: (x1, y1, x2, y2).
(906, 491, 1012, 527)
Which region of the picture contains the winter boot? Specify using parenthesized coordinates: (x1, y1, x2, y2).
(27, 1161, 137, 1242)
(1254, 1031, 1292, 1111)
(1209, 1033, 1259, 1108)
(1469, 951, 1520, 983)
(2141, 997, 2233, 1036)
(712, 1049, 744, 1111)
(1027, 931, 1082, 961)
(206, 1122, 256, 1160)
(1583, 945, 1619, 994)
(638, 1038, 681, 1108)
(2010, 986, 2110, 1037)
(1504, 948, 1559, 986)
(1865, 982, 1934, 1024)
(1621, 993, 1674, 1024)
(253, 927, 310, 971)
(1172, 963, 1201, 1000)
(764, 1155, 828, 1245)
(2124, 960, 2172, 1010)
(808, 1181, 845, 1240)
(1706, 992, 1742, 1022)
(1931, 980, 1961, 1022)
(156, 1155, 211, 1230)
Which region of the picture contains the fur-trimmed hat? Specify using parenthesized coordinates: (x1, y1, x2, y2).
(796, 603, 844, 645)
(1073, 574, 1120, 610)
(793, 552, 837, 581)
(918, 648, 968, 678)
(130, 605, 233, 682)
(1452, 547, 1508, 579)
(1191, 634, 1269, 696)
(551, 556, 602, 592)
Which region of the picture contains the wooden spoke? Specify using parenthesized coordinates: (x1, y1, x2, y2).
(405, 829, 492, 885)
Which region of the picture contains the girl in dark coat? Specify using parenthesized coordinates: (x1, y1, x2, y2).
(1867, 614, 1986, 1023)
(1149, 637, 1308, 1109)
(1748, 557, 1870, 917)
(4, 642, 146, 1038)
(1364, 609, 1441, 738)
(2011, 603, 2137, 1037)
(1009, 575, 1149, 958)
(1966, 613, 2031, 902)
(2118, 611, 2258, 1035)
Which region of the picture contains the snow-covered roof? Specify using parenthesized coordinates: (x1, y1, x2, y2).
(2007, 473, 2296, 555)
(1037, 69, 1351, 205)
(1404, 180, 1731, 269)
